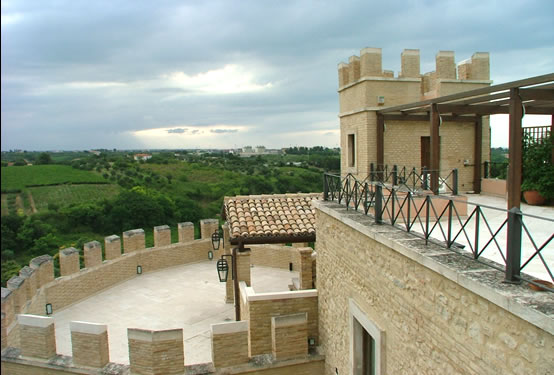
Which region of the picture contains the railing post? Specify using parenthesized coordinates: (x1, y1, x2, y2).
(370, 163, 374, 182)
(505, 207, 522, 283)
(447, 200, 453, 248)
(375, 184, 383, 224)
(452, 168, 458, 195)
(392, 165, 398, 186)
(406, 192, 412, 232)
(323, 174, 329, 201)
(391, 188, 396, 225)
(484, 161, 489, 179)
(425, 195, 431, 243)
(422, 167, 428, 190)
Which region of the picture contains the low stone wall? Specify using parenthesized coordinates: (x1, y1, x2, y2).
(249, 244, 302, 271)
(482, 178, 507, 197)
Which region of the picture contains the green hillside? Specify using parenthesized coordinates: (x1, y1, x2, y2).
(1, 165, 107, 192)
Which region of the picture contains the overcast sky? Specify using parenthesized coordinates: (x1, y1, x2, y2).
(1, 0, 553, 151)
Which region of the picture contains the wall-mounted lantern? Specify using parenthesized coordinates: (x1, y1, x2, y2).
(217, 256, 230, 282)
(45, 303, 53, 315)
(212, 230, 221, 250)
(137, 265, 142, 274)
(208, 250, 214, 260)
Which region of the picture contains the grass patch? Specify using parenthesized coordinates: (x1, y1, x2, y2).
(29, 184, 121, 212)
(1, 165, 107, 192)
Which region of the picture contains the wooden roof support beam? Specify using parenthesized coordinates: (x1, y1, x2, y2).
(430, 104, 440, 194)
(519, 88, 554, 101)
(507, 88, 523, 209)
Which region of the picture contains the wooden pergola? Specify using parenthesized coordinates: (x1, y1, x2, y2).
(376, 73, 554, 210)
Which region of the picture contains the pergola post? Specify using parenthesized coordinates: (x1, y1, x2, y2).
(473, 116, 483, 193)
(507, 88, 523, 209)
(376, 114, 385, 181)
(430, 104, 440, 194)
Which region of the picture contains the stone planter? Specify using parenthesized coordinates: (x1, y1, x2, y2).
(523, 190, 546, 206)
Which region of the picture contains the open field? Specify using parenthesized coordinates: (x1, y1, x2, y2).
(1, 165, 107, 192)
(29, 184, 121, 212)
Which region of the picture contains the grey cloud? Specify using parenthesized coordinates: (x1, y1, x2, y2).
(1, 0, 553, 150)
(210, 129, 238, 134)
(167, 128, 188, 134)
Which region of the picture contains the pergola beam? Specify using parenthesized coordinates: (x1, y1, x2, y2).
(507, 88, 523, 209)
(519, 88, 554, 101)
(430, 104, 440, 194)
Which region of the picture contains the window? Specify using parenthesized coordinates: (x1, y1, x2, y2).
(354, 318, 375, 375)
(350, 299, 384, 375)
(348, 134, 356, 167)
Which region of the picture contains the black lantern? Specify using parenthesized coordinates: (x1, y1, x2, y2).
(217, 257, 229, 282)
(208, 250, 214, 260)
(212, 230, 221, 250)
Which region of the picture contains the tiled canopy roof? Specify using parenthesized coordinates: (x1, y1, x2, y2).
(223, 193, 321, 243)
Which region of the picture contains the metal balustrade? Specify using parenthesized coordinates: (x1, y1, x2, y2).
(323, 173, 553, 291)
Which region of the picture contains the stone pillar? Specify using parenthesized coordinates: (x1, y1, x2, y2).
(436, 51, 456, 79)
(1, 312, 6, 350)
(84, 241, 102, 268)
(348, 55, 360, 83)
(1, 288, 15, 331)
(360, 47, 382, 77)
(104, 235, 121, 260)
(30, 255, 54, 288)
(18, 266, 38, 301)
(200, 219, 218, 240)
(338, 62, 350, 87)
(59, 247, 80, 276)
(271, 313, 308, 360)
(211, 321, 249, 368)
(123, 229, 145, 253)
(470, 52, 490, 80)
(223, 224, 234, 304)
(298, 248, 314, 290)
(128, 328, 184, 375)
(70, 321, 109, 368)
(178, 222, 194, 243)
(18, 314, 57, 359)
(154, 225, 171, 247)
(400, 49, 420, 78)
(236, 251, 251, 287)
(7, 276, 26, 313)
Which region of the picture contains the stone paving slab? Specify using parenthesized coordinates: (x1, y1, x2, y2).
(51, 260, 298, 365)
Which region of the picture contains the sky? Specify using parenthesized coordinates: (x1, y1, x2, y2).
(1, 0, 553, 151)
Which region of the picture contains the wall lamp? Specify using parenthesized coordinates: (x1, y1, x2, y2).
(212, 230, 221, 251)
(137, 265, 142, 274)
(45, 303, 53, 315)
(208, 250, 214, 260)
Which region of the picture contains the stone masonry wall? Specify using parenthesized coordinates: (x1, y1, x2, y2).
(249, 244, 302, 271)
(248, 294, 318, 357)
(315, 202, 553, 375)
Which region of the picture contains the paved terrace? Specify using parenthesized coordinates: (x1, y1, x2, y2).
(51, 261, 298, 365)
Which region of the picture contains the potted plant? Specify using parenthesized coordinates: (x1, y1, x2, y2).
(521, 133, 554, 205)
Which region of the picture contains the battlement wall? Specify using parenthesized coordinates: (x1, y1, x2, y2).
(2, 288, 323, 375)
(1, 221, 214, 351)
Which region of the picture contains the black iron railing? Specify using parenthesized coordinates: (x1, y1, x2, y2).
(369, 163, 458, 195)
(323, 173, 554, 291)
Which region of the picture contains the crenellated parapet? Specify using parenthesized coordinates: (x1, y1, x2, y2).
(337, 47, 490, 100)
(0, 220, 216, 352)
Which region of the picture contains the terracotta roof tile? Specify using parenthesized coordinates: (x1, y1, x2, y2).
(223, 193, 321, 242)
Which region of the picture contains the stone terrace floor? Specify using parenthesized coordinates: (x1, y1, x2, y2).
(51, 261, 298, 365)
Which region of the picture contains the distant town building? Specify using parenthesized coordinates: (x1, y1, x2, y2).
(133, 153, 152, 161)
